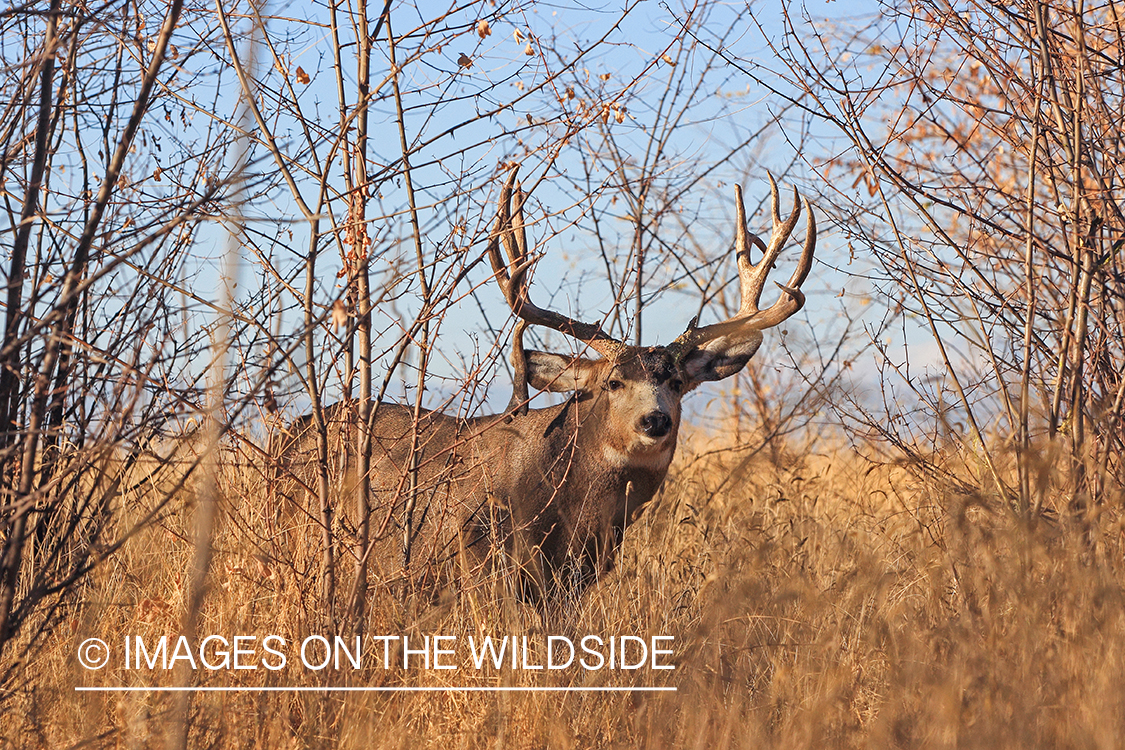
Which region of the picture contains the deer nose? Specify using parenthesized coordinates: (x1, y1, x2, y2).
(638, 411, 672, 438)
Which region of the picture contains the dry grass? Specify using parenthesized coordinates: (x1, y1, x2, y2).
(4, 428, 1124, 749)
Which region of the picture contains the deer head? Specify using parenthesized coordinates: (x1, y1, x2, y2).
(487, 167, 815, 469)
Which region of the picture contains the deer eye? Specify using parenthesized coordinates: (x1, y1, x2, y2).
(669, 378, 684, 393)
(606, 379, 624, 392)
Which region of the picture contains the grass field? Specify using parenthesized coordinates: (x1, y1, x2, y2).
(5, 427, 1123, 749)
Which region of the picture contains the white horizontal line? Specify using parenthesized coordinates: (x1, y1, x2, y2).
(75, 686, 677, 693)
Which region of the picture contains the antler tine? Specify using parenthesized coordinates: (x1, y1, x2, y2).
(487, 169, 521, 310)
(786, 195, 815, 290)
(672, 177, 816, 351)
(733, 183, 768, 307)
(741, 173, 803, 312)
(488, 166, 623, 359)
(505, 183, 534, 296)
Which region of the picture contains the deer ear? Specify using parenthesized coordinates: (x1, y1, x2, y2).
(681, 332, 764, 388)
(526, 350, 599, 393)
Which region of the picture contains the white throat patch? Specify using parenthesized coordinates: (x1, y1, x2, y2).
(601, 441, 674, 472)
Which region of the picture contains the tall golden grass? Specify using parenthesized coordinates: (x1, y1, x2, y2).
(5, 426, 1123, 748)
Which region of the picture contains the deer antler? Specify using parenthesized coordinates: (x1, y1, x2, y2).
(487, 166, 624, 359)
(671, 174, 815, 353)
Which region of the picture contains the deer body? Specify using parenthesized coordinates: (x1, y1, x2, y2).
(279, 170, 814, 598)
(283, 347, 690, 591)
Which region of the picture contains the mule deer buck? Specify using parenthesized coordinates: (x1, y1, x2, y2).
(278, 169, 815, 600)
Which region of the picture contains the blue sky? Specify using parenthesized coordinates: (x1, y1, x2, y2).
(129, 0, 904, 422)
